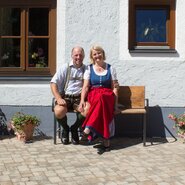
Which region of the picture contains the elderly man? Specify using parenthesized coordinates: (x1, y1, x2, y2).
(50, 46, 86, 145)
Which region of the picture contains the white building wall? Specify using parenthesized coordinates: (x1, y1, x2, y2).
(0, 0, 185, 107)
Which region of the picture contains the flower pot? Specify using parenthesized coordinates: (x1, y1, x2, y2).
(10, 112, 40, 142)
(14, 123, 35, 142)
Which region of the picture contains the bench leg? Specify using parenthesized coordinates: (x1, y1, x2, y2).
(54, 114, 57, 144)
(143, 113, 147, 146)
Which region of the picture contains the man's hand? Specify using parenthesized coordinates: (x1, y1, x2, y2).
(56, 97, 67, 106)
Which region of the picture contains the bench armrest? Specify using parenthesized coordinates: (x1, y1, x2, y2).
(145, 98, 149, 107)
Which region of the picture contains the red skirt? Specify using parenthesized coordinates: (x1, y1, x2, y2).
(82, 87, 115, 139)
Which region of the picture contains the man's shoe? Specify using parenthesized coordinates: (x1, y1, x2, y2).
(61, 137, 69, 145)
(61, 130, 69, 145)
(71, 138, 79, 145)
(71, 130, 79, 145)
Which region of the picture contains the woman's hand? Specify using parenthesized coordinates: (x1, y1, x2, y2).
(78, 101, 90, 117)
(78, 101, 86, 112)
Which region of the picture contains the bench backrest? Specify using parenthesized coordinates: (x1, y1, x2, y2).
(118, 86, 145, 109)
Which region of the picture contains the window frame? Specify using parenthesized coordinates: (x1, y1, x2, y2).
(129, 0, 176, 51)
(0, 0, 56, 77)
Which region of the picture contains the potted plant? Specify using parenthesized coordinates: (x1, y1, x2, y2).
(10, 112, 40, 142)
(168, 112, 185, 142)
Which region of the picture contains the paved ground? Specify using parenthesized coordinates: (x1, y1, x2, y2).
(0, 135, 185, 185)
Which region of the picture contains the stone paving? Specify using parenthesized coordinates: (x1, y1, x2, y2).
(0, 136, 185, 185)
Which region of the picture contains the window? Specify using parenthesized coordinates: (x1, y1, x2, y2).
(0, 0, 56, 77)
(129, 0, 176, 51)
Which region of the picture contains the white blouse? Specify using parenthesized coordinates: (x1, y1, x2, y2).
(83, 63, 117, 81)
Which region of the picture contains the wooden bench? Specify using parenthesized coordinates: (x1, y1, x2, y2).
(52, 86, 148, 145)
(117, 86, 148, 146)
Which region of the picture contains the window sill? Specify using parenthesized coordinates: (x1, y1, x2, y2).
(129, 49, 177, 53)
(0, 76, 52, 84)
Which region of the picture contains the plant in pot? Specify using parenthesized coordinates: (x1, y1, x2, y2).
(10, 112, 40, 142)
(168, 112, 185, 142)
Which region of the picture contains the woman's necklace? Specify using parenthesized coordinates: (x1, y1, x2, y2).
(95, 63, 106, 72)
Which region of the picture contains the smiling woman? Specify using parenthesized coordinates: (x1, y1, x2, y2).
(79, 45, 119, 154)
(0, 0, 56, 77)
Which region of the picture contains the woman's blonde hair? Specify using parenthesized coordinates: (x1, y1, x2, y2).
(90, 45, 106, 64)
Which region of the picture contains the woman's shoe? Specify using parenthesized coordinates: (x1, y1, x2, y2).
(93, 142, 104, 148)
(97, 145, 110, 155)
(79, 131, 89, 144)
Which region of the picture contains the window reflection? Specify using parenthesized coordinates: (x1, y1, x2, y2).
(0, 38, 20, 67)
(0, 8, 20, 36)
(136, 9, 167, 42)
(28, 39, 48, 68)
(29, 8, 49, 36)
(0, 6, 51, 72)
